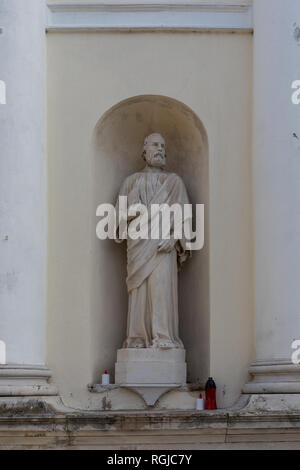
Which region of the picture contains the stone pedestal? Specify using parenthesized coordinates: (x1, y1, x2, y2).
(115, 348, 186, 384)
(115, 348, 187, 405)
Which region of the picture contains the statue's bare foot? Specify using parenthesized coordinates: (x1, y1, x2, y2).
(124, 338, 145, 348)
(152, 338, 176, 349)
(159, 341, 176, 349)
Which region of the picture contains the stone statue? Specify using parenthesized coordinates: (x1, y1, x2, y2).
(115, 133, 191, 350)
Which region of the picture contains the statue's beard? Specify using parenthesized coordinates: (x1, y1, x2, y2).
(149, 152, 166, 168)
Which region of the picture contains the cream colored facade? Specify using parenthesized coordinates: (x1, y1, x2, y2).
(46, 13, 253, 411)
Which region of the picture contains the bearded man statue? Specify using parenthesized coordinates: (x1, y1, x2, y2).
(114, 133, 191, 350)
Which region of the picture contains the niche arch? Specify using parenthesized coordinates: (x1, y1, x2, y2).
(90, 95, 209, 385)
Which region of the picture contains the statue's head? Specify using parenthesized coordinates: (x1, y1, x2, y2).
(142, 133, 166, 169)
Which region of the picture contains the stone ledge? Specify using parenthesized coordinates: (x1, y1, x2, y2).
(88, 383, 204, 393)
(0, 395, 300, 448)
(88, 382, 205, 407)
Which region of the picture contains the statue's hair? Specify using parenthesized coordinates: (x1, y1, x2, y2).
(144, 133, 165, 146)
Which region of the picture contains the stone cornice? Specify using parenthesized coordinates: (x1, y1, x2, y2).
(46, 2, 253, 33)
(1, 397, 300, 448)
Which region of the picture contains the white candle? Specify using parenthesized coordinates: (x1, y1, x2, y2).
(196, 394, 204, 410)
(102, 370, 110, 385)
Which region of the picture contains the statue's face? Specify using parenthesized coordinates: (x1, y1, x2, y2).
(144, 134, 166, 169)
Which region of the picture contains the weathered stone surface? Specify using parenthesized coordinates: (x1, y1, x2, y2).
(0, 396, 300, 449)
(0, 399, 54, 417)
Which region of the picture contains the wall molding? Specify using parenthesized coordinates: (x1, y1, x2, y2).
(46, 2, 253, 33)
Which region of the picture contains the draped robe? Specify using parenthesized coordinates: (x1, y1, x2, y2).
(115, 169, 191, 349)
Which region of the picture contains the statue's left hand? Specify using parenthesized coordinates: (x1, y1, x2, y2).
(158, 238, 176, 253)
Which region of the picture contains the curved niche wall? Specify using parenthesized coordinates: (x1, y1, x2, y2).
(91, 95, 209, 385)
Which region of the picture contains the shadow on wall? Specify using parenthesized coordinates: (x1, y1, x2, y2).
(90, 95, 210, 385)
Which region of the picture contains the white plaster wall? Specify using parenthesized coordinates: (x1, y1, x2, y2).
(0, 0, 46, 365)
(47, 31, 253, 409)
(252, 0, 300, 363)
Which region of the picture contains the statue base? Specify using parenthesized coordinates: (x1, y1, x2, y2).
(115, 348, 187, 405)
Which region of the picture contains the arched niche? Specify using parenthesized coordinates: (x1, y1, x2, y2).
(90, 95, 209, 385)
